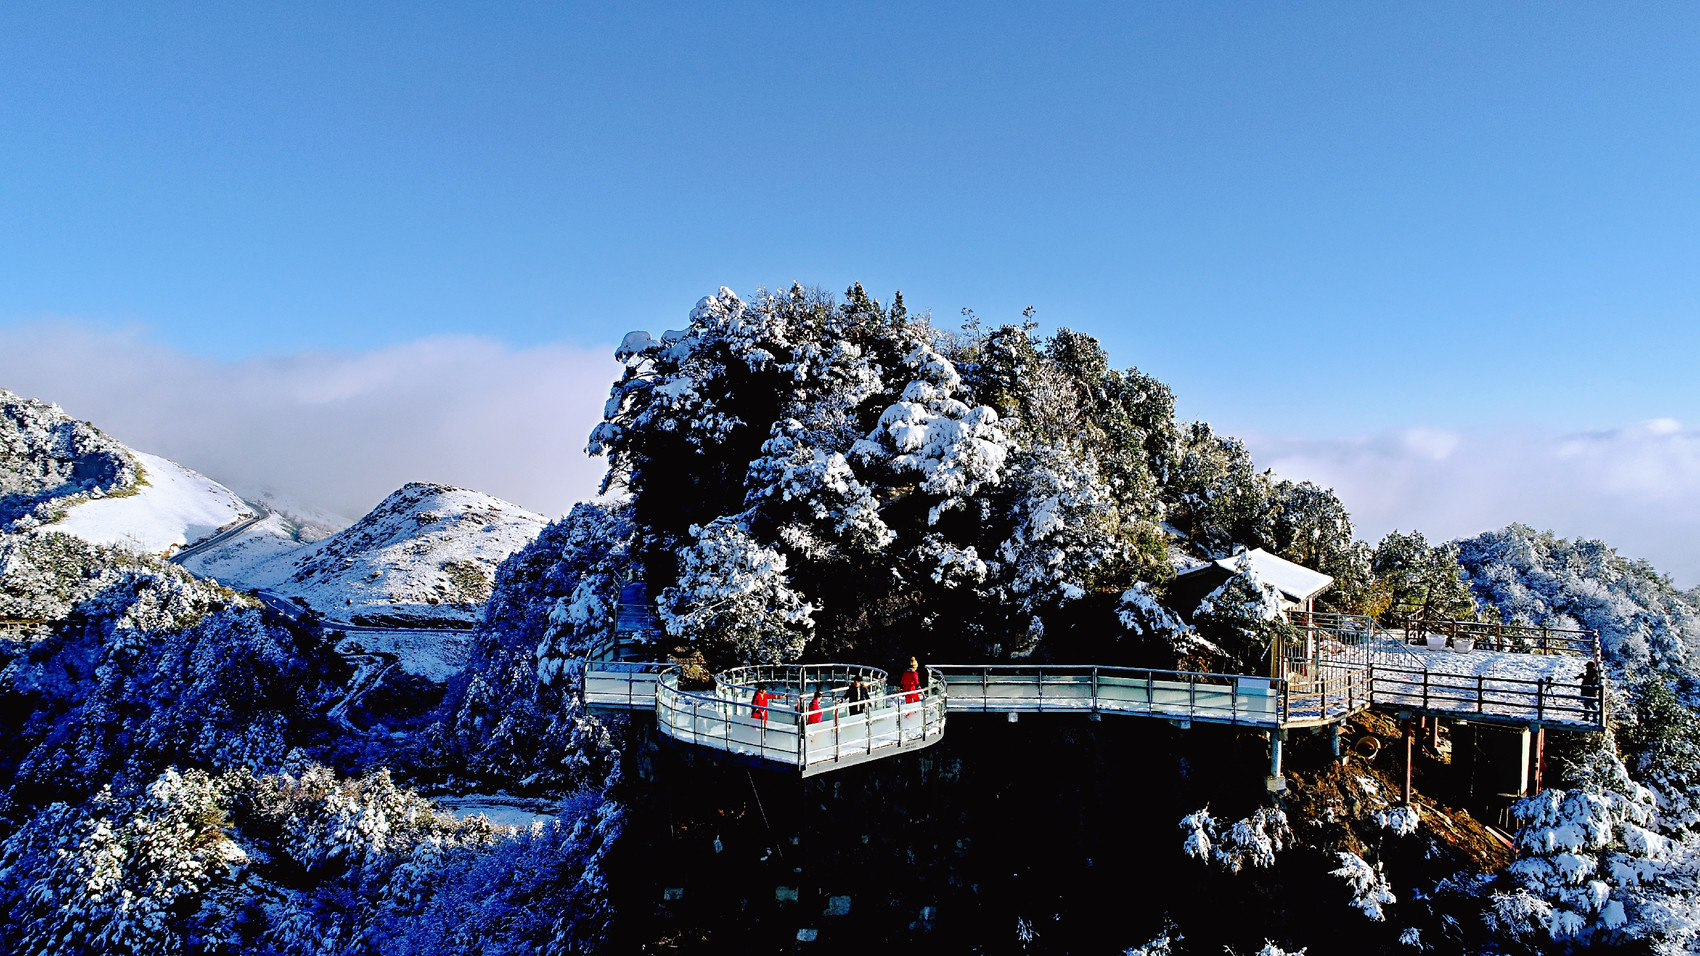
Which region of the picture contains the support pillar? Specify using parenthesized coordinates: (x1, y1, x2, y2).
(1328, 722, 1343, 764)
(1531, 725, 1545, 794)
(1266, 730, 1287, 793)
(1403, 714, 1415, 805)
(1429, 715, 1440, 751)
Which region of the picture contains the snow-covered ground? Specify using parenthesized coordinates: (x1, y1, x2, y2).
(178, 511, 332, 583)
(430, 794, 557, 829)
(51, 452, 255, 556)
(336, 627, 474, 682)
(210, 483, 546, 630)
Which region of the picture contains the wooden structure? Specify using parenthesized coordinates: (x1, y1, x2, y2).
(0, 617, 51, 638)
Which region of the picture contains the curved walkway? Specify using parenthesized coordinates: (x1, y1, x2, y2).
(587, 663, 948, 777)
(585, 614, 1606, 778)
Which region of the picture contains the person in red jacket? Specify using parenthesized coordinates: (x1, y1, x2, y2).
(900, 657, 922, 703)
(806, 690, 824, 724)
(751, 686, 771, 725)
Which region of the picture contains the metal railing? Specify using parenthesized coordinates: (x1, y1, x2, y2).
(653, 665, 947, 775)
(1281, 660, 1374, 726)
(1372, 663, 1606, 729)
(1400, 612, 1598, 659)
(716, 663, 890, 710)
(927, 664, 1288, 728)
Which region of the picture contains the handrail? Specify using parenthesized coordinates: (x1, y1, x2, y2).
(583, 626, 1607, 777)
(1400, 610, 1598, 659)
(716, 663, 890, 707)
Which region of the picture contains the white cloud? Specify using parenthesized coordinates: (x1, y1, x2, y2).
(0, 321, 622, 523)
(1245, 422, 1700, 587)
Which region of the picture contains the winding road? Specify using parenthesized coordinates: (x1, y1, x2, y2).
(167, 507, 271, 564)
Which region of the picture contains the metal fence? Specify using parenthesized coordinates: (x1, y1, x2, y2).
(1400, 614, 1598, 658)
(1372, 663, 1606, 729)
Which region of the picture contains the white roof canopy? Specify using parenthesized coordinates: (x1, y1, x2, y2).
(1181, 547, 1334, 604)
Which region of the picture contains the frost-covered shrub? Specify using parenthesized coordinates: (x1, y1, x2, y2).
(1179, 805, 1291, 874)
(1, 764, 624, 956)
(0, 768, 243, 956)
(1119, 581, 1210, 658)
(1619, 673, 1700, 833)
(1331, 851, 1397, 920)
(0, 531, 167, 622)
(1374, 805, 1421, 838)
(3, 563, 344, 804)
(0, 388, 141, 531)
(1489, 742, 1700, 952)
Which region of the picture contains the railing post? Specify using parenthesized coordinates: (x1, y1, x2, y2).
(1476, 675, 1485, 715)
(1422, 670, 1429, 712)
(1091, 667, 1099, 715)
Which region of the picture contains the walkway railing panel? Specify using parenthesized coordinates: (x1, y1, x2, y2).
(584, 661, 668, 709)
(929, 665, 1285, 727)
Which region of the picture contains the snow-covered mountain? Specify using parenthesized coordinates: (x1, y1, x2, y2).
(194, 482, 547, 629)
(1, 388, 259, 553)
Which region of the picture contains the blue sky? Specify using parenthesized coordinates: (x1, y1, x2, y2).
(3, 3, 1700, 577)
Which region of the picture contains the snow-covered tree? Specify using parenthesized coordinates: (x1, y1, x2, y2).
(1366, 529, 1479, 623)
(661, 518, 816, 664)
(1457, 524, 1700, 679)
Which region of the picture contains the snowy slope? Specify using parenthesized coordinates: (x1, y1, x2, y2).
(221, 482, 546, 628)
(52, 452, 256, 555)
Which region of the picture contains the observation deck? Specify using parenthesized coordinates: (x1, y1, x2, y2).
(584, 614, 1604, 779)
(585, 663, 948, 777)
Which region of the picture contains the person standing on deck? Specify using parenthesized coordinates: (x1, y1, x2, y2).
(752, 686, 771, 725)
(847, 675, 870, 715)
(901, 657, 922, 704)
(1582, 660, 1602, 722)
(807, 690, 824, 724)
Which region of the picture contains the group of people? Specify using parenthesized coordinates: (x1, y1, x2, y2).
(745, 657, 924, 727)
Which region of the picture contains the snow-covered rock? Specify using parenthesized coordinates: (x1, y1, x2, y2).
(1, 387, 266, 555)
(0, 387, 141, 530)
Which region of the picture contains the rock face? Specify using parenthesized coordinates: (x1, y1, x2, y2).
(233, 482, 547, 628)
(0, 388, 140, 530)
